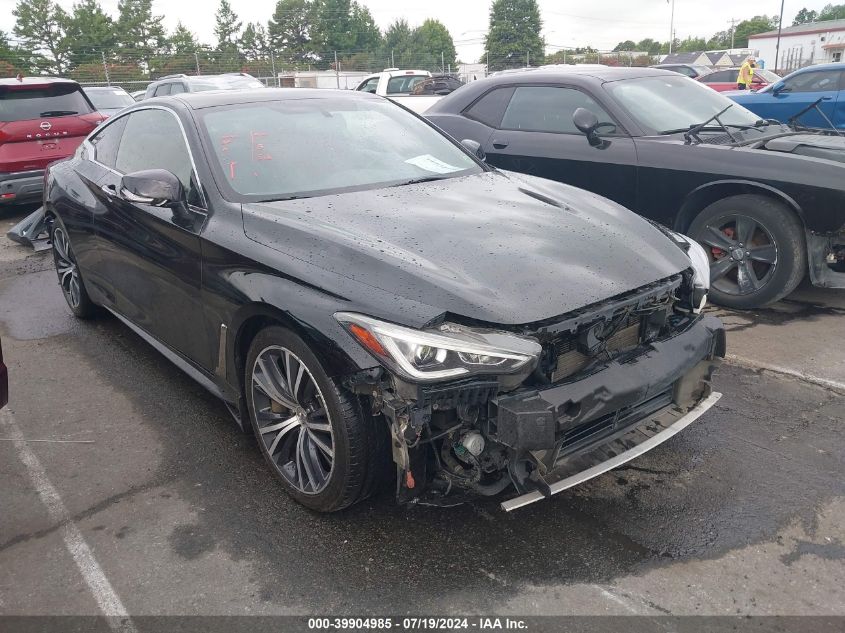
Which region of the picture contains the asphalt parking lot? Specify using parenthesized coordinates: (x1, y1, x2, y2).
(1, 204, 843, 618)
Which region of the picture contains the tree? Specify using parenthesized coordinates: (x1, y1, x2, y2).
(240, 22, 268, 61)
(484, 0, 544, 70)
(267, 0, 315, 66)
(349, 2, 381, 52)
(411, 19, 456, 71)
(115, 0, 166, 66)
(636, 38, 663, 55)
(168, 22, 199, 55)
(792, 8, 818, 24)
(382, 19, 414, 67)
(818, 3, 845, 20)
(64, 0, 116, 68)
(613, 40, 637, 52)
(313, 0, 355, 56)
(214, 0, 242, 52)
(12, 0, 70, 74)
(732, 15, 779, 48)
(0, 30, 29, 74)
(676, 36, 707, 52)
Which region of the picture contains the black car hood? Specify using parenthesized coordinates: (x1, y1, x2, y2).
(242, 171, 691, 326)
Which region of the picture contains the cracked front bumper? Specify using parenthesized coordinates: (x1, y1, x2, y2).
(492, 314, 726, 509)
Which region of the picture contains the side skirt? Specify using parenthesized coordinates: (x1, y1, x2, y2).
(105, 307, 244, 427)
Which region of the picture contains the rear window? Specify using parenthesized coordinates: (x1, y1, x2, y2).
(85, 89, 135, 110)
(386, 75, 428, 94)
(187, 76, 265, 91)
(0, 84, 93, 122)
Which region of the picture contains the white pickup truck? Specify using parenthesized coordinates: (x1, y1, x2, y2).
(354, 69, 445, 114)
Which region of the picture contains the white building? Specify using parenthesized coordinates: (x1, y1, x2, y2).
(749, 19, 845, 73)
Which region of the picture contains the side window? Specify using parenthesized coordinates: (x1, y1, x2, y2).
(677, 66, 696, 77)
(154, 83, 172, 97)
(500, 86, 616, 134)
(463, 87, 515, 127)
(114, 109, 201, 206)
(356, 77, 379, 93)
(169, 83, 186, 95)
(702, 70, 736, 83)
(783, 70, 841, 93)
(88, 116, 128, 168)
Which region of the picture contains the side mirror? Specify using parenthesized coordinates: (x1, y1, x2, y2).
(460, 138, 486, 161)
(772, 81, 787, 94)
(572, 107, 606, 148)
(121, 169, 184, 207)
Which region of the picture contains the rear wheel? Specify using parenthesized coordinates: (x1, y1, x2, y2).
(50, 220, 97, 318)
(688, 195, 806, 309)
(245, 326, 388, 512)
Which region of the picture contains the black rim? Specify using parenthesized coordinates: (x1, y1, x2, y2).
(695, 214, 778, 297)
(52, 226, 83, 309)
(250, 346, 335, 495)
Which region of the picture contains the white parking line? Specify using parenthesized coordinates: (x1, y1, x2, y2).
(726, 354, 845, 394)
(1, 408, 137, 633)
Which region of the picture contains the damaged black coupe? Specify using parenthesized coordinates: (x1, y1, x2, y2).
(44, 89, 724, 512)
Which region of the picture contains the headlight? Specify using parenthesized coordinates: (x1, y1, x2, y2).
(652, 225, 710, 313)
(335, 312, 542, 383)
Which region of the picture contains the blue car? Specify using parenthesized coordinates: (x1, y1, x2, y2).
(727, 63, 844, 131)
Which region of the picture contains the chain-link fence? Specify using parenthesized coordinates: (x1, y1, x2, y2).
(1, 46, 661, 91)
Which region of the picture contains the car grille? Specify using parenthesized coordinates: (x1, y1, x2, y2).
(550, 314, 643, 383)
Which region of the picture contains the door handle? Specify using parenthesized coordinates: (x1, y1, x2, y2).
(821, 96, 833, 101)
(100, 183, 117, 197)
(492, 139, 509, 149)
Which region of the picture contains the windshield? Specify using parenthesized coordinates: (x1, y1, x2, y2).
(605, 75, 761, 134)
(198, 97, 482, 202)
(756, 69, 781, 83)
(85, 88, 134, 110)
(0, 84, 93, 121)
(189, 76, 265, 92)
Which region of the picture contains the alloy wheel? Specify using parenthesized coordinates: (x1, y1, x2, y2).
(250, 346, 335, 495)
(53, 226, 83, 309)
(696, 214, 778, 297)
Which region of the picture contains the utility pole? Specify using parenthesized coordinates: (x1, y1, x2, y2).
(728, 18, 738, 49)
(526, 51, 530, 67)
(391, 49, 395, 67)
(442, 51, 445, 73)
(194, 51, 201, 75)
(101, 51, 110, 85)
(334, 51, 339, 88)
(270, 51, 277, 87)
(668, 0, 675, 54)
(774, 0, 785, 71)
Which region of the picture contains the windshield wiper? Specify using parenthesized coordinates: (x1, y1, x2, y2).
(39, 110, 78, 117)
(787, 98, 844, 137)
(683, 104, 738, 144)
(390, 175, 451, 187)
(257, 195, 313, 203)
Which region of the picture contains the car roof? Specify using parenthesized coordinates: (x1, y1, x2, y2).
(84, 86, 130, 92)
(0, 76, 80, 87)
(474, 66, 673, 86)
(786, 62, 845, 76)
(163, 88, 381, 110)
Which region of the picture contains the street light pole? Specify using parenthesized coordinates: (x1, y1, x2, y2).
(668, 0, 675, 54)
(774, 0, 785, 71)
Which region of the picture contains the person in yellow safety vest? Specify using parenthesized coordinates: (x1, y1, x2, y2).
(737, 58, 757, 90)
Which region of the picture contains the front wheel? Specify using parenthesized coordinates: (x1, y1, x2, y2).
(51, 220, 97, 318)
(688, 195, 806, 309)
(245, 326, 388, 512)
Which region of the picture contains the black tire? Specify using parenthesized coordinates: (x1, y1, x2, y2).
(688, 194, 806, 309)
(50, 217, 98, 319)
(244, 325, 389, 512)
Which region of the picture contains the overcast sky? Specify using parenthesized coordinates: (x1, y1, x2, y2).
(1, 0, 835, 61)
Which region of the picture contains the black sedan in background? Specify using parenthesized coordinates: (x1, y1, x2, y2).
(45, 89, 722, 512)
(426, 67, 845, 308)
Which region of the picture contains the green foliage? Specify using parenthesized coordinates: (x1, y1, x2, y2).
(792, 8, 818, 24)
(484, 0, 544, 70)
(214, 0, 242, 52)
(732, 15, 779, 47)
(0, 30, 29, 74)
(636, 39, 663, 55)
(240, 22, 269, 61)
(411, 19, 457, 71)
(676, 36, 707, 52)
(115, 0, 166, 65)
(613, 40, 636, 52)
(267, 0, 315, 65)
(65, 0, 116, 67)
(382, 19, 414, 66)
(167, 22, 199, 55)
(818, 3, 845, 20)
(12, 0, 70, 74)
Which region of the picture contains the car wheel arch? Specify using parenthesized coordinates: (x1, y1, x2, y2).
(675, 180, 805, 235)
